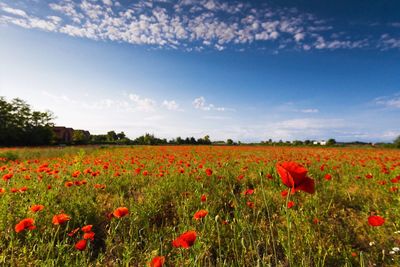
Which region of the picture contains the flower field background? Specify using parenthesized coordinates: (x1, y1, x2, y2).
(1, 146, 400, 266)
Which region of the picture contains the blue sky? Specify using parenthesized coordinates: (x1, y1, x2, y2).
(0, 0, 400, 142)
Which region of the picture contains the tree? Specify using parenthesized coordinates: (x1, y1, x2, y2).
(292, 140, 303, 146)
(227, 139, 234, 145)
(117, 132, 126, 140)
(0, 97, 54, 146)
(394, 135, 400, 148)
(107, 131, 118, 142)
(73, 130, 89, 145)
(326, 138, 337, 146)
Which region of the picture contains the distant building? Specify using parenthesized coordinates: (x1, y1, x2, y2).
(53, 127, 90, 144)
(313, 140, 327, 145)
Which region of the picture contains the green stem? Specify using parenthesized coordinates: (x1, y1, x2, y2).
(260, 172, 278, 266)
(286, 189, 292, 266)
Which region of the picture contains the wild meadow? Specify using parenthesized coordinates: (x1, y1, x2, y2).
(1, 145, 399, 266)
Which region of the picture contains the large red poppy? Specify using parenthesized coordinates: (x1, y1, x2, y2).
(30, 204, 44, 213)
(113, 207, 129, 218)
(150, 256, 165, 267)
(368, 215, 385, 226)
(52, 213, 71, 225)
(276, 162, 315, 194)
(81, 225, 93, 233)
(75, 239, 87, 251)
(15, 218, 36, 233)
(172, 230, 197, 249)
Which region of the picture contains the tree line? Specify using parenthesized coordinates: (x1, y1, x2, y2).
(1, 97, 400, 148)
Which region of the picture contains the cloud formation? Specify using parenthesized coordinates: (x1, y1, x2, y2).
(375, 93, 400, 109)
(1, 0, 398, 51)
(192, 96, 232, 111)
(162, 100, 182, 111)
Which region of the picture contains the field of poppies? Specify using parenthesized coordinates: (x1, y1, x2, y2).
(0, 145, 399, 266)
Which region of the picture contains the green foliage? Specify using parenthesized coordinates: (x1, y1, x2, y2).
(394, 135, 400, 148)
(72, 130, 90, 145)
(327, 138, 337, 146)
(0, 151, 19, 162)
(0, 97, 54, 146)
(106, 131, 118, 142)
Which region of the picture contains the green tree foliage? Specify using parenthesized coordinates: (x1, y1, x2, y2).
(73, 130, 90, 145)
(226, 139, 234, 145)
(394, 135, 400, 148)
(0, 97, 54, 146)
(133, 133, 167, 145)
(107, 131, 118, 142)
(326, 138, 337, 146)
(117, 132, 126, 140)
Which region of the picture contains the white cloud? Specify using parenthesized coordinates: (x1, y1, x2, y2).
(128, 94, 156, 112)
(294, 32, 305, 42)
(1, 6, 28, 18)
(379, 34, 400, 50)
(300, 108, 319, 113)
(162, 100, 182, 111)
(103, 0, 113, 6)
(375, 94, 400, 108)
(192, 96, 233, 111)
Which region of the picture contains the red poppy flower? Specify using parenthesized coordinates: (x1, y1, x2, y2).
(200, 194, 207, 202)
(237, 174, 244, 180)
(246, 201, 254, 208)
(19, 186, 28, 192)
(75, 239, 87, 251)
(287, 201, 295, 209)
(30, 204, 44, 213)
(72, 170, 81, 178)
(94, 184, 106, 189)
(81, 225, 93, 233)
(243, 189, 254, 195)
(68, 227, 80, 237)
(2, 173, 13, 181)
(276, 162, 315, 194)
(193, 210, 208, 220)
(172, 230, 197, 249)
(0, 188, 6, 194)
(281, 190, 288, 198)
(205, 168, 213, 176)
(324, 174, 332, 181)
(150, 256, 165, 267)
(83, 231, 95, 241)
(368, 215, 385, 226)
(52, 213, 71, 225)
(15, 218, 36, 233)
(113, 207, 129, 218)
(65, 181, 74, 187)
